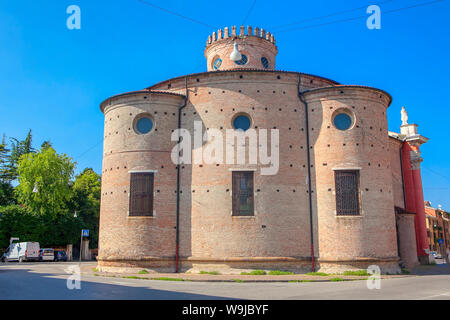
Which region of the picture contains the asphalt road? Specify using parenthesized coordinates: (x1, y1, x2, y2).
(1, 262, 450, 300)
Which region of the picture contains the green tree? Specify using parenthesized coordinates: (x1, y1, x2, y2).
(15, 146, 76, 215)
(0, 205, 82, 250)
(0, 135, 15, 205)
(70, 168, 101, 248)
(2, 130, 35, 182)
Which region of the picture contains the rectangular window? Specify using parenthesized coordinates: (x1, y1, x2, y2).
(129, 172, 154, 216)
(232, 171, 254, 216)
(335, 170, 360, 216)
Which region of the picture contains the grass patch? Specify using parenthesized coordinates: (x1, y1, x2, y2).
(122, 276, 145, 280)
(305, 272, 329, 276)
(401, 268, 410, 275)
(199, 271, 221, 275)
(92, 267, 99, 272)
(343, 270, 370, 276)
(138, 270, 149, 274)
(151, 277, 184, 281)
(232, 279, 245, 283)
(330, 277, 345, 282)
(268, 270, 295, 275)
(240, 270, 267, 275)
(93, 273, 99, 277)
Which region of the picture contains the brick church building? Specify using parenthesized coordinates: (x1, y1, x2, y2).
(97, 25, 429, 274)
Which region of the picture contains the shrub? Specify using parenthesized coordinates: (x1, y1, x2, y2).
(268, 270, 295, 275)
(305, 272, 328, 276)
(343, 270, 370, 276)
(240, 270, 266, 275)
(151, 277, 184, 281)
(330, 277, 345, 282)
(138, 270, 149, 274)
(199, 271, 220, 275)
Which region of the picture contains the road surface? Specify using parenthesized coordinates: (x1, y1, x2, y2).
(1, 262, 449, 300)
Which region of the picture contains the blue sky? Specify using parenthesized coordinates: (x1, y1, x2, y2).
(0, 0, 449, 208)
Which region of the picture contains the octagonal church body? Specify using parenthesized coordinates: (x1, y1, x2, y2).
(98, 26, 429, 273)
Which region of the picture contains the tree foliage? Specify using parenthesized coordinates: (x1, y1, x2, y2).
(0, 205, 83, 249)
(4, 130, 34, 182)
(69, 168, 101, 248)
(15, 146, 75, 215)
(0, 130, 101, 251)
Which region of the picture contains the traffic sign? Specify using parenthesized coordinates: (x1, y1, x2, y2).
(82, 229, 89, 237)
(438, 238, 444, 245)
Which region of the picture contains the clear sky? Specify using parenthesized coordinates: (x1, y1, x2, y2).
(0, 0, 449, 209)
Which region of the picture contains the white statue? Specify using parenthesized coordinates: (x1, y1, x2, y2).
(401, 106, 408, 126)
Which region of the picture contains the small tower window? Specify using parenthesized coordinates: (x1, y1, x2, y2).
(232, 114, 251, 131)
(261, 57, 270, 69)
(134, 115, 154, 134)
(213, 58, 222, 70)
(332, 109, 354, 131)
(234, 54, 248, 66)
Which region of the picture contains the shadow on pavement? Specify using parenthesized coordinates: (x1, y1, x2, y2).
(0, 268, 234, 300)
(411, 260, 450, 276)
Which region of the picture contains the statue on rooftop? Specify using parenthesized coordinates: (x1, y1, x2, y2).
(401, 106, 408, 126)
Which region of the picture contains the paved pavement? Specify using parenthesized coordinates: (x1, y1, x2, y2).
(1, 262, 450, 300)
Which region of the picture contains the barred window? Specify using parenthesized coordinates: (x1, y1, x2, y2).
(232, 171, 254, 216)
(335, 170, 360, 216)
(129, 172, 154, 216)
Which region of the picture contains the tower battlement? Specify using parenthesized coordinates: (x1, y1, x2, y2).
(206, 25, 276, 46)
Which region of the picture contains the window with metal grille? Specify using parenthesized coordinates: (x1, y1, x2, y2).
(335, 170, 360, 216)
(129, 172, 154, 216)
(232, 171, 254, 216)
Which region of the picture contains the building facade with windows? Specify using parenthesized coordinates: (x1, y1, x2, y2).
(98, 26, 429, 274)
(425, 201, 450, 257)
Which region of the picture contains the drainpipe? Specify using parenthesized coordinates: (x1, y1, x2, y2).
(297, 75, 315, 272)
(399, 145, 406, 209)
(175, 77, 188, 273)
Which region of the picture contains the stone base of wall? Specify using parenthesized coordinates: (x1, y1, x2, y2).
(97, 257, 175, 273)
(97, 256, 401, 274)
(316, 258, 401, 274)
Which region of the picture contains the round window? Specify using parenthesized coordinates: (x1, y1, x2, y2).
(233, 114, 251, 131)
(213, 58, 222, 70)
(261, 57, 270, 69)
(234, 54, 248, 66)
(333, 112, 353, 131)
(135, 116, 153, 134)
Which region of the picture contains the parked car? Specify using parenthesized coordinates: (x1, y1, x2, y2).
(54, 250, 67, 262)
(39, 248, 55, 261)
(1, 242, 40, 262)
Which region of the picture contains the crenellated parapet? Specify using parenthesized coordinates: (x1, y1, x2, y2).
(206, 25, 276, 46)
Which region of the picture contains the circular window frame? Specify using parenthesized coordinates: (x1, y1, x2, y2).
(261, 57, 270, 69)
(231, 112, 252, 131)
(331, 108, 355, 131)
(212, 55, 222, 70)
(133, 113, 155, 135)
(234, 53, 249, 66)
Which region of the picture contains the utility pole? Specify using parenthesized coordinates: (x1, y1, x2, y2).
(79, 230, 83, 262)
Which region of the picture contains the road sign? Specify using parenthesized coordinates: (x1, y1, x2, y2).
(82, 229, 89, 237)
(438, 238, 444, 245)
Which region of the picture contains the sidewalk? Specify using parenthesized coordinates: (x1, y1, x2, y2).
(80, 264, 413, 283)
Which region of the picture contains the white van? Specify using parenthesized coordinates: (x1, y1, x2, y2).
(1, 242, 40, 262)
